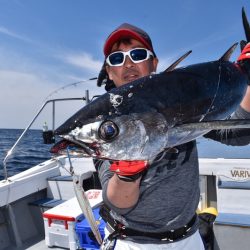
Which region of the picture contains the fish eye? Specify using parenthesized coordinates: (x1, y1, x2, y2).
(98, 121, 119, 141)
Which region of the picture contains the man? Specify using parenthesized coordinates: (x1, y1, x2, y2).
(96, 23, 250, 249)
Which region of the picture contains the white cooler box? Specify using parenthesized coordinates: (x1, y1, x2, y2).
(43, 189, 102, 250)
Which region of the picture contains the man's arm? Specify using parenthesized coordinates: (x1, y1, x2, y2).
(240, 86, 250, 112)
(237, 42, 250, 112)
(106, 174, 141, 208)
(97, 160, 147, 210)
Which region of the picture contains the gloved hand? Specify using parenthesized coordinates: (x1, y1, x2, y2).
(110, 160, 148, 182)
(237, 41, 250, 83)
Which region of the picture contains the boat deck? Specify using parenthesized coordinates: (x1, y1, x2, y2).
(1, 156, 250, 250)
(6, 238, 55, 250)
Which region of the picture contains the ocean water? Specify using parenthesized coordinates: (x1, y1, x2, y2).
(0, 128, 249, 181)
(0, 129, 52, 180)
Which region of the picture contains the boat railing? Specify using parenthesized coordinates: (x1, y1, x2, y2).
(2, 90, 99, 181)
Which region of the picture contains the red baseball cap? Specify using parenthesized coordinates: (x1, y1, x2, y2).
(103, 23, 156, 57)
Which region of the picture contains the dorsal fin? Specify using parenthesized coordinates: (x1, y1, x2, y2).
(219, 43, 238, 61)
(242, 7, 250, 42)
(164, 50, 192, 72)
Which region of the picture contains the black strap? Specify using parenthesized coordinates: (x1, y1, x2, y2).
(100, 205, 197, 242)
(119, 215, 196, 241)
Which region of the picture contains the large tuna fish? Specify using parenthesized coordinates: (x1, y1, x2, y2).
(52, 8, 250, 162)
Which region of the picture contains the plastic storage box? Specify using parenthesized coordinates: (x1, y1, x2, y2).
(75, 207, 106, 250)
(43, 189, 102, 250)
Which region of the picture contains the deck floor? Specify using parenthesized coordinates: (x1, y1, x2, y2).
(6, 237, 66, 250)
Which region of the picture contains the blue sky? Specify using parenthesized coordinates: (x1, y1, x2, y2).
(1, 0, 249, 129)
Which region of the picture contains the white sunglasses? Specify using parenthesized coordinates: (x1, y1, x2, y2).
(106, 48, 154, 66)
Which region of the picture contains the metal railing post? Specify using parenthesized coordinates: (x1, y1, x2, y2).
(85, 90, 90, 104)
(52, 100, 55, 132)
(2, 97, 86, 180)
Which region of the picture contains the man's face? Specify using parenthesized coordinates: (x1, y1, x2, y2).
(106, 39, 158, 87)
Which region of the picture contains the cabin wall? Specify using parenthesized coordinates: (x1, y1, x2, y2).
(206, 175, 217, 208)
(0, 189, 46, 250)
(214, 224, 250, 250)
(0, 207, 10, 249)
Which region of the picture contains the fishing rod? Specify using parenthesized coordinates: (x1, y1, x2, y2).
(44, 77, 97, 101)
(2, 77, 99, 180)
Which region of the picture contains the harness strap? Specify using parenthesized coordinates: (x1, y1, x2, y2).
(116, 215, 197, 241)
(100, 204, 197, 242)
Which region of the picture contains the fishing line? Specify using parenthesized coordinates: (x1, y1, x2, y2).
(66, 147, 75, 175)
(53, 149, 75, 175)
(43, 77, 97, 101)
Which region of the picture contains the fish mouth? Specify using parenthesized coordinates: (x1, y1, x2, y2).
(50, 138, 100, 157)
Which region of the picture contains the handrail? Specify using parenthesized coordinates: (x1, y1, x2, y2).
(2, 91, 91, 181)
